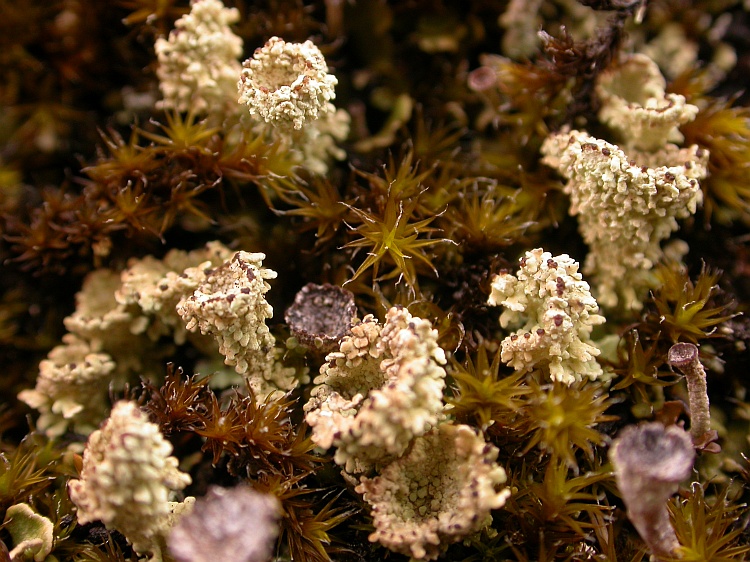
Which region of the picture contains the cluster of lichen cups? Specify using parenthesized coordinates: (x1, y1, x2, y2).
(3, 1, 750, 561)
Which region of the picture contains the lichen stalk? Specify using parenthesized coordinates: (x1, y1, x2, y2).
(610, 422, 695, 560)
(667, 342, 711, 445)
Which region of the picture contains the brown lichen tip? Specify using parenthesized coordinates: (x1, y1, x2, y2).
(168, 486, 281, 562)
(667, 342, 699, 369)
(610, 422, 695, 560)
(284, 283, 357, 353)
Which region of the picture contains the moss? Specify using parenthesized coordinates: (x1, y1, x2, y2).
(2, 1, 750, 560)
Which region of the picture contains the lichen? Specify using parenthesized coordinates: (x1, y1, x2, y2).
(356, 423, 510, 561)
(18, 335, 115, 436)
(488, 248, 605, 385)
(3, 503, 54, 562)
(167, 486, 281, 562)
(68, 401, 192, 560)
(63, 269, 134, 344)
(284, 283, 357, 353)
(117, 241, 236, 344)
(541, 130, 708, 309)
(155, 0, 243, 116)
(596, 53, 699, 153)
(305, 306, 447, 473)
(20, 241, 244, 435)
(498, 0, 544, 59)
(238, 36, 338, 130)
(639, 23, 699, 80)
(176, 250, 297, 395)
(4, 1, 750, 560)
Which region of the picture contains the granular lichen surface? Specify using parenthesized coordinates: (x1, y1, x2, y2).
(1, 1, 750, 561)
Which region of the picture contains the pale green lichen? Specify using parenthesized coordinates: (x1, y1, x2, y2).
(488, 248, 605, 385)
(155, 0, 350, 173)
(498, 0, 544, 59)
(541, 130, 708, 309)
(22, 242, 285, 436)
(238, 36, 338, 130)
(177, 250, 297, 395)
(116, 241, 235, 344)
(596, 54, 699, 153)
(19, 265, 148, 436)
(356, 423, 510, 561)
(18, 335, 115, 436)
(304, 313, 383, 447)
(540, 54, 709, 309)
(293, 106, 351, 175)
(305, 306, 447, 473)
(639, 23, 699, 80)
(68, 401, 192, 561)
(63, 269, 134, 344)
(3, 503, 54, 562)
(155, 0, 243, 115)
(236, 34, 349, 174)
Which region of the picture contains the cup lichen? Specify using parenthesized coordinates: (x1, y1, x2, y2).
(68, 401, 193, 561)
(3, 1, 750, 560)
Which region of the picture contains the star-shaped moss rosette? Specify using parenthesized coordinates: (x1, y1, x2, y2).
(343, 195, 450, 294)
